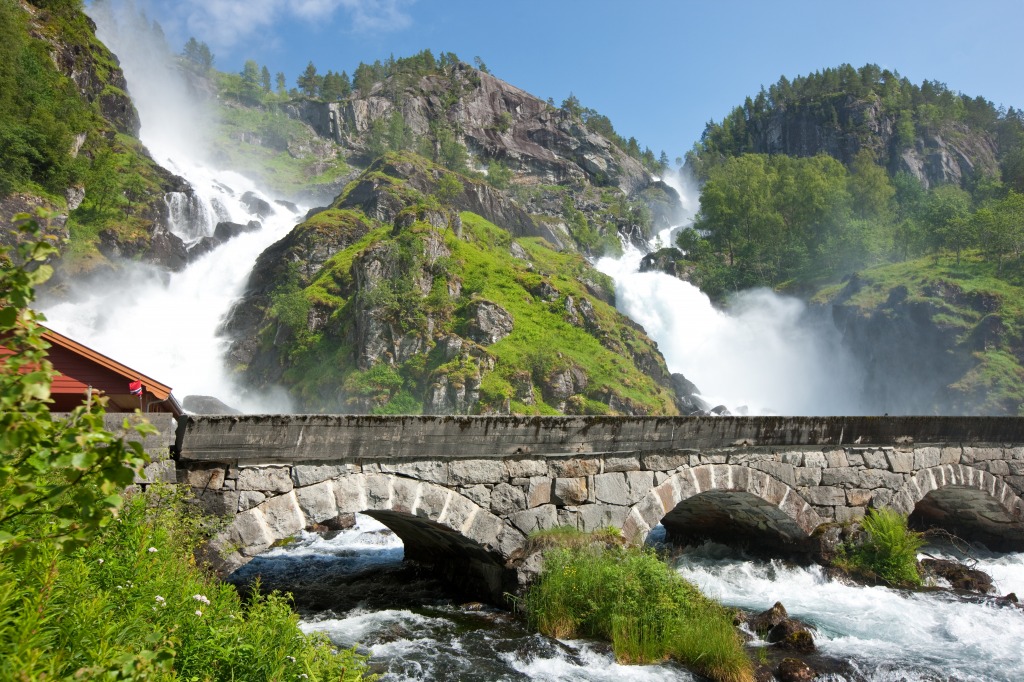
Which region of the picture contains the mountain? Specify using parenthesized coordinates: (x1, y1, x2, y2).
(0, 1, 200, 277)
(670, 64, 1024, 416)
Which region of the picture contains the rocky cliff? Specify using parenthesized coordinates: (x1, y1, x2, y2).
(0, 2, 199, 276)
(816, 263, 1024, 416)
(746, 96, 999, 190)
(222, 153, 682, 415)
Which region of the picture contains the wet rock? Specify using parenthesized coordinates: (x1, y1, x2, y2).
(213, 220, 261, 241)
(920, 558, 994, 594)
(768, 621, 816, 653)
(749, 602, 789, 635)
(240, 191, 274, 219)
(775, 657, 817, 682)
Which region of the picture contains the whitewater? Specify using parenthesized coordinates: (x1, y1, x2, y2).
(32, 6, 1024, 680)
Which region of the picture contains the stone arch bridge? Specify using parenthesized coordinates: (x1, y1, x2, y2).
(174, 415, 1024, 600)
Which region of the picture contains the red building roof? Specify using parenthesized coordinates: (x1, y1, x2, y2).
(1, 325, 184, 416)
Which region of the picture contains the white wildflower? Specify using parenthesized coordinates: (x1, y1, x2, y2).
(147, 547, 158, 553)
(195, 610, 202, 616)
(97, 558, 104, 564)
(155, 596, 165, 604)
(193, 594, 211, 605)
(286, 656, 296, 663)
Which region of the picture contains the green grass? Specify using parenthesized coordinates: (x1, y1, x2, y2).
(0, 486, 374, 681)
(522, 539, 752, 681)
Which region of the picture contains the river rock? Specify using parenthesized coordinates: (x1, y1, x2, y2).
(920, 558, 994, 593)
(775, 658, 817, 682)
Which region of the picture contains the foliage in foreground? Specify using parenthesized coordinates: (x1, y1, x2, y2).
(842, 508, 924, 587)
(0, 486, 374, 681)
(523, 539, 752, 682)
(0, 221, 373, 681)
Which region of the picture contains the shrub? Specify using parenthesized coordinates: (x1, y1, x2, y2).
(848, 508, 924, 586)
(522, 537, 752, 682)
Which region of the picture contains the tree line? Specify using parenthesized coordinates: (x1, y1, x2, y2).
(682, 151, 1024, 298)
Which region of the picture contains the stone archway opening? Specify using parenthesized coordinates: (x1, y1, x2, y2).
(363, 509, 517, 602)
(659, 490, 813, 555)
(909, 486, 1024, 552)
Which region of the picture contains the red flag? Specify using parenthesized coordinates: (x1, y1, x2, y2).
(129, 380, 143, 396)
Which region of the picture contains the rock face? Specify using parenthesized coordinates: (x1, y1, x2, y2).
(222, 153, 680, 415)
(824, 273, 1021, 415)
(743, 96, 999, 190)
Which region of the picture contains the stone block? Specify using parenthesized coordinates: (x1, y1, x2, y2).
(802, 486, 846, 506)
(603, 455, 641, 472)
(527, 477, 552, 508)
(490, 482, 527, 515)
(230, 508, 272, 548)
(795, 467, 821, 487)
(834, 506, 866, 523)
(983, 460, 1010, 475)
(870, 489, 893, 508)
(505, 457, 548, 478)
(914, 447, 941, 470)
(238, 490, 266, 512)
(333, 474, 368, 514)
(257, 492, 305, 539)
(886, 451, 914, 473)
(553, 477, 588, 505)
(846, 452, 865, 466)
(380, 459, 449, 484)
(751, 461, 795, 487)
(390, 477, 420, 515)
(509, 505, 558, 534)
(292, 464, 354, 487)
(295, 481, 338, 524)
(964, 447, 1002, 462)
(577, 503, 629, 533)
(450, 459, 505, 485)
(461, 484, 492, 508)
(862, 450, 889, 469)
(846, 489, 873, 506)
(465, 511, 503, 550)
(365, 474, 393, 509)
(237, 466, 293, 494)
(222, 479, 236, 491)
(641, 451, 690, 471)
(635, 492, 666, 528)
(593, 472, 631, 506)
(860, 469, 905, 490)
(940, 447, 962, 465)
(780, 452, 804, 465)
(1009, 462, 1024, 476)
(802, 451, 827, 468)
(440, 492, 478, 531)
(557, 508, 581, 529)
(824, 450, 849, 468)
(820, 468, 861, 488)
(180, 464, 226, 489)
(548, 457, 601, 478)
(415, 484, 449, 520)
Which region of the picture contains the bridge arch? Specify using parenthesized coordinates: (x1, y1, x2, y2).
(622, 464, 823, 548)
(216, 473, 526, 600)
(891, 464, 1024, 550)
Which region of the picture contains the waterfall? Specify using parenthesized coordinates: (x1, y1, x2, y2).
(596, 171, 868, 416)
(36, 4, 302, 412)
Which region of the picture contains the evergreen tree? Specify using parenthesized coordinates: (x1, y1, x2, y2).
(260, 65, 271, 93)
(296, 61, 321, 98)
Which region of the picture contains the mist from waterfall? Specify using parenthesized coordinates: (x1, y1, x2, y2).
(597, 172, 868, 415)
(37, 3, 300, 413)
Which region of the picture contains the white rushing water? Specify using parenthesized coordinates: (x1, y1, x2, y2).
(676, 542, 1024, 682)
(596, 173, 867, 416)
(38, 5, 301, 412)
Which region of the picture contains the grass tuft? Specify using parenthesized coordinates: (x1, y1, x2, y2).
(522, 535, 752, 682)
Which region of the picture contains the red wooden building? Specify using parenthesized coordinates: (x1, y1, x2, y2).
(2, 325, 183, 416)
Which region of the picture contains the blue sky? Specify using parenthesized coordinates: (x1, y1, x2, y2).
(137, 0, 1023, 162)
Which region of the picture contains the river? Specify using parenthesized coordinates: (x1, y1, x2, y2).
(46, 7, 1024, 681)
(230, 515, 1024, 682)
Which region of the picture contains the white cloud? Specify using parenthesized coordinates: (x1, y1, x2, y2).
(176, 0, 413, 50)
